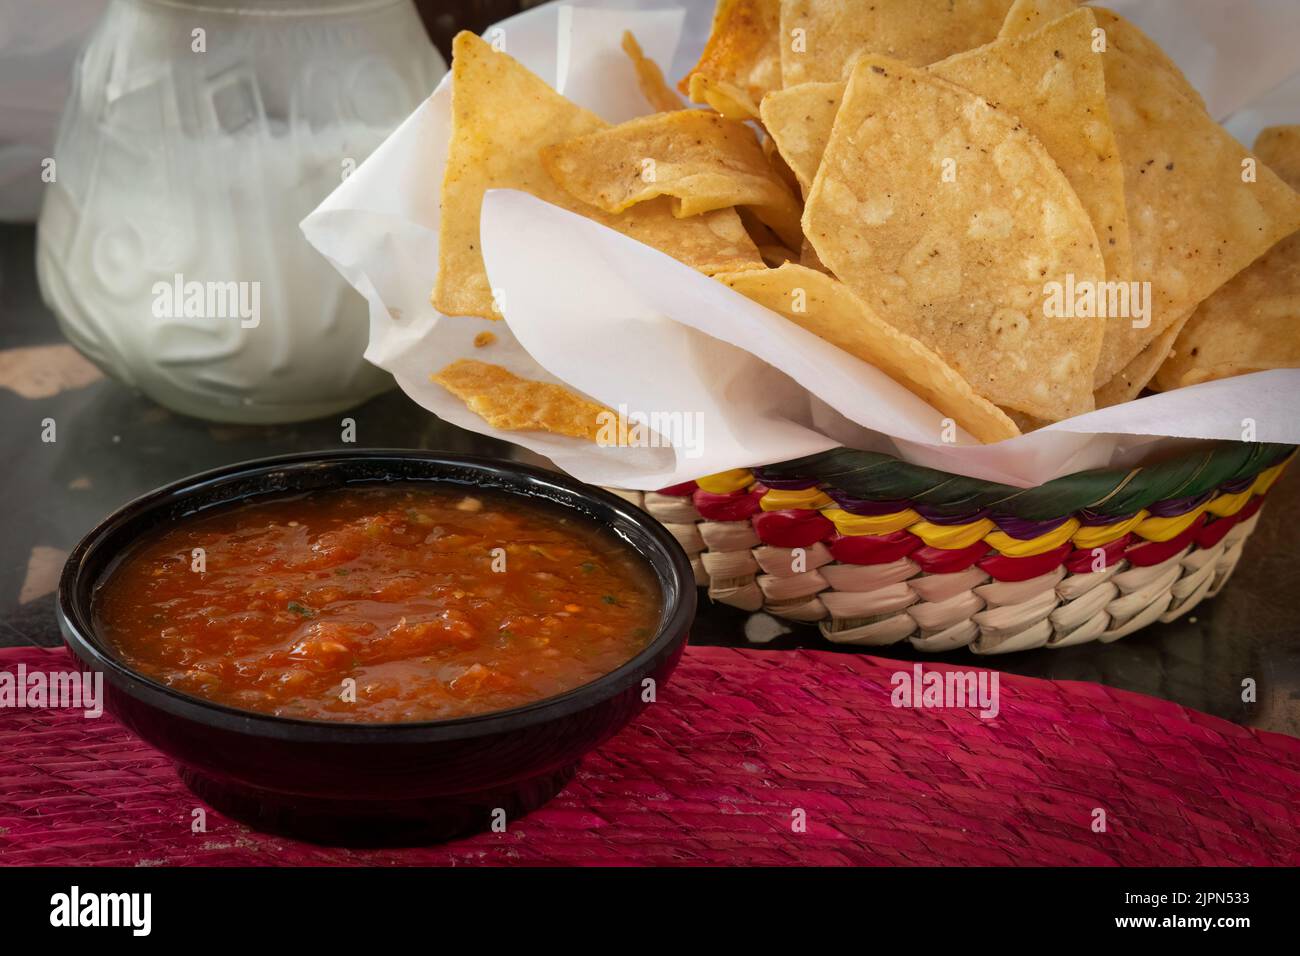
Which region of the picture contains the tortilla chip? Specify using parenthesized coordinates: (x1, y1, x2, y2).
(679, 0, 781, 121)
(1089, 10, 1300, 384)
(761, 134, 801, 195)
(1095, 309, 1192, 406)
(997, 0, 1077, 39)
(541, 109, 804, 249)
(800, 238, 829, 274)
(999, 3, 1208, 111)
(803, 58, 1106, 421)
(1153, 126, 1300, 390)
(999, 407, 1048, 433)
(435, 32, 762, 319)
(432, 360, 612, 442)
(1101, 7, 1208, 110)
(760, 81, 845, 193)
(758, 245, 797, 266)
(766, 11, 1130, 281)
(719, 264, 1021, 442)
(737, 206, 799, 266)
(622, 31, 685, 113)
(930, 9, 1131, 284)
(737, 206, 781, 245)
(1255, 125, 1300, 187)
(778, 0, 1012, 86)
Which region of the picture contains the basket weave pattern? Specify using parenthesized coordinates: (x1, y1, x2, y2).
(606, 445, 1293, 654)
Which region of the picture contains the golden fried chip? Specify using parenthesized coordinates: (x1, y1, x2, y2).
(760, 81, 845, 193)
(622, 31, 685, 113)
(931, 9, 1132, 284)
(1255, 125, 1300, 186)
(718, 264, 1020, 443)
(1089, 10, 1300, 384)
(1153, 126, 1300, 390)
(766, 12, 1130, 279)
(435, 32, 762, 319)
(541, 109, 804, 249)
(800, 238, 829, 274)
(679, 0, 781, 121)
(778, 0, 1011, 86)
(736, 205, 797, 265)
(737, 206, 780, 246)
(761, 134, 801, 195)
(758, 245, 797, 266)
(1101, 8, 1208, 109)
(1095, 310, 1192, 406)
(803, 58, 1106, 421)
(432, 359, 612, 442)
(999, 3, 1208, 110)
(996, 0, 1077, 39)
(998, 407, 1048, 433)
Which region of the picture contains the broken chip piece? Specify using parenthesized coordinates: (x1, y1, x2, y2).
(432, 359, 615, 442)
(541, 109, 804, 249)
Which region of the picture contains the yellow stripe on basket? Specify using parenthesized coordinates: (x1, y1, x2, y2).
(695, 469, 754, 494)
(985, 518, 1080, 557)
(760, 488, 833, 512)
(1071, 511, 1148, 549)
(822, 507, 919, 536)
(1134, 505, 1209, 542)
(910, 519, 996, 550)
(1205, 487, 1253, 518)
(1252, 460, 1287, 496)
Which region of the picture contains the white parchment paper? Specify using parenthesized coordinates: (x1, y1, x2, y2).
(303, 0, 1300, 491)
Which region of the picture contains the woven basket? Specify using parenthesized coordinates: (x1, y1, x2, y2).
(604, 442, 1294, 655)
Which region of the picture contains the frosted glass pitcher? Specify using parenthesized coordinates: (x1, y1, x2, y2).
(36, 0, 445, 423)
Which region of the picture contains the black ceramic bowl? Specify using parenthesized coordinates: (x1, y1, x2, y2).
(57, 450, 695, 845)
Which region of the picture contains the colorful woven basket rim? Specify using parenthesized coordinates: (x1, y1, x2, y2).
(626, 442, 1291, 650)
(745, 441, 1295, 521)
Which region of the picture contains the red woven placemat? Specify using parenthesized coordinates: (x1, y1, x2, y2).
(1, 645, 1297, 866)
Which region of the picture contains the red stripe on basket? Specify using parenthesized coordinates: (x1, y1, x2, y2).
(1235, 492, 1266, 524)
(1196, 514, 1238, 551)
(655, 480, 698, 496)
(979, 542, 1073, 582)
(912, 540, 990, 574)
(1064, 535, 1132, 574)
(692, 488, 763, 521)
(751, 509, 835, 548)
(1196, 495, 1264, 550)
(1123, 513, 1209, 567)
(827, 530, 922, 565)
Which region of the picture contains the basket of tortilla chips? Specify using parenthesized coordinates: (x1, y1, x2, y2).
(322, 1, 1300, 652)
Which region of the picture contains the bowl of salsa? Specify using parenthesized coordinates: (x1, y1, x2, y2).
(57, 451, 695, 844)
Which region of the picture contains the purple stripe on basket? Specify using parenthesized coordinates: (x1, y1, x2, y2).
(990, 513, 1072, 540)
(824, 490, 914, 515)
(1078, 509, 1136, 526)
(913, 504, 991, 525)
(1146, 490, 1216, 518)
(751, 470, 822, 490)
(1218, 475, 1258, 495)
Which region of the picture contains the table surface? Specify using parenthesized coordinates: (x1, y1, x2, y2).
(3, 222, 1298, 736)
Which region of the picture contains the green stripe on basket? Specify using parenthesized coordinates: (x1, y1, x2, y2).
(759, 442, 1294, 520)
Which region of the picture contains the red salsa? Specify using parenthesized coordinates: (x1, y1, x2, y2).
(94, 485, 660, 722)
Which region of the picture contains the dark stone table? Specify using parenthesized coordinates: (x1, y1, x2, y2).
(3, 222, 1297, 736)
